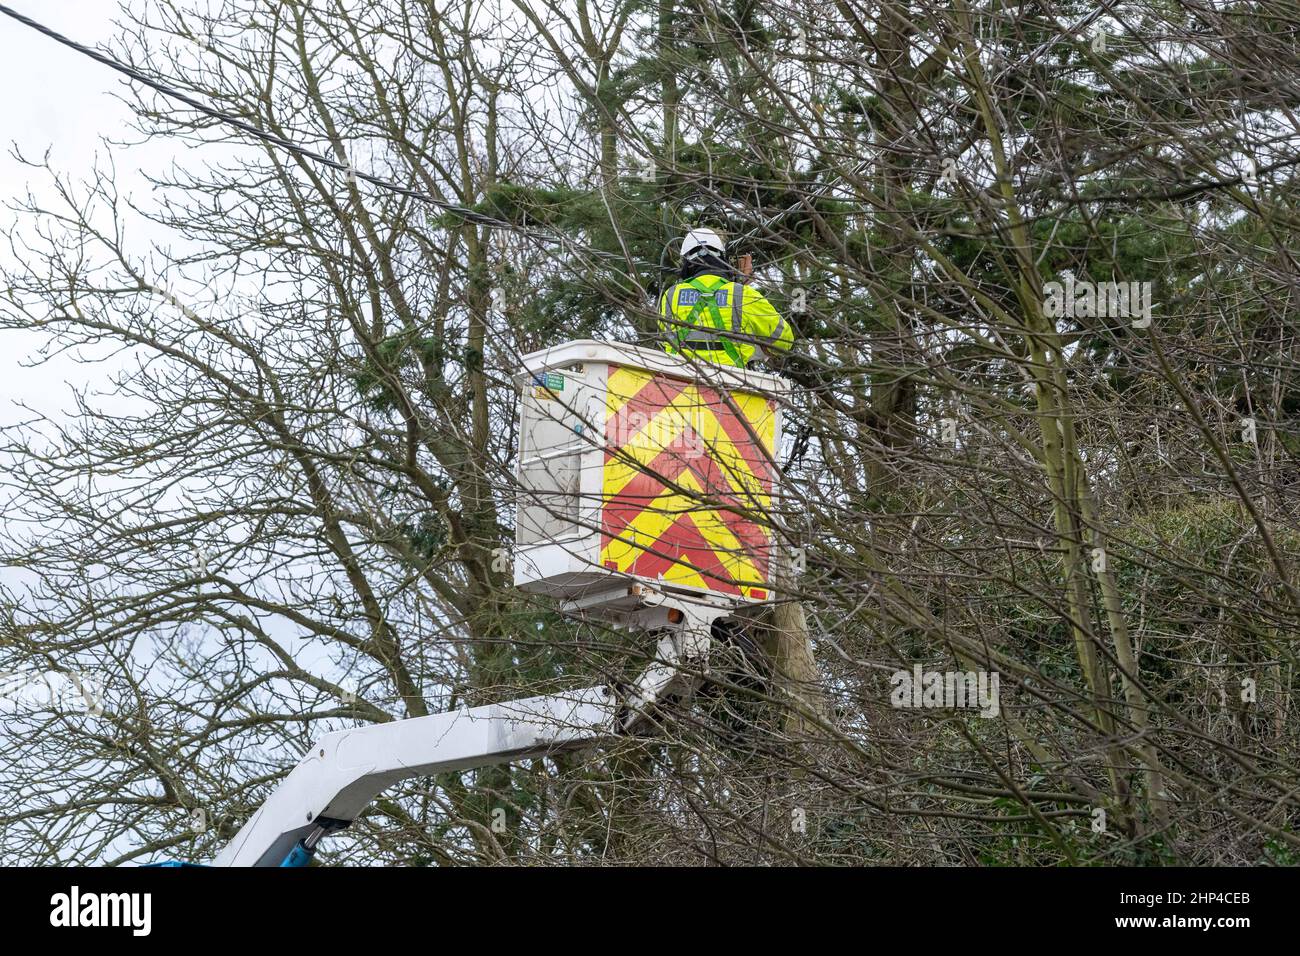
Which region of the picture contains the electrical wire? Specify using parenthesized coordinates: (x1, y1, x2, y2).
(0, 2, 650, 270)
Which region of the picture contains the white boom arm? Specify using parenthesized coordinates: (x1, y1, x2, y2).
(212, 589, 731, 866)
(213, 687, 618, 866)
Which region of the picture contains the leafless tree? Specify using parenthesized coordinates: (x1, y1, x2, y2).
(1, 0, 1297, 865)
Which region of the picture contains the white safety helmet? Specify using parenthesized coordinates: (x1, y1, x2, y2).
(681, 227, 726, 261)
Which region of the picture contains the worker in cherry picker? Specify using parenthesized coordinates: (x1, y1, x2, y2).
(657, 228, 793, 369)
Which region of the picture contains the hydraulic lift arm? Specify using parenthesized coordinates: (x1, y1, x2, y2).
(212, 687, 619, 867)
(212, 590, 728, 866)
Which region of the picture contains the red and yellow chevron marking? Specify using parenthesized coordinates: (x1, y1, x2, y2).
(600, 365, 777, 598)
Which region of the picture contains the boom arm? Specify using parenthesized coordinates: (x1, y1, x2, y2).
(213, 589, 730, 866)
(213, 687, 618, 867)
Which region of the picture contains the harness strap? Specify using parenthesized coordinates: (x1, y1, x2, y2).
(660, 277, 747, 365)
(683, 277, 743, 365)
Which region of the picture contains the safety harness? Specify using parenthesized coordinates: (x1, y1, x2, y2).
(663, 275, 746, 366)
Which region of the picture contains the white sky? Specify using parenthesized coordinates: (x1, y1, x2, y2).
(0, 2, 359, 733)
(0, 1, 145, 423)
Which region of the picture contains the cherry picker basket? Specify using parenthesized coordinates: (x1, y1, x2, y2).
(513, 340, 787, 610)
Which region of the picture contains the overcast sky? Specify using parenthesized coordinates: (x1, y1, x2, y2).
(0, 2, 143, 422)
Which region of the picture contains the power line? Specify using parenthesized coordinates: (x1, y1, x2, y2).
(0, 2, 645, 270)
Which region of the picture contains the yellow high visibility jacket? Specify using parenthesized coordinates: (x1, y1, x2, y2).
(657, 273, 793, 368)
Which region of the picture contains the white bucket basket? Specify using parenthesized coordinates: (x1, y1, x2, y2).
(512, 340, 788, 608)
